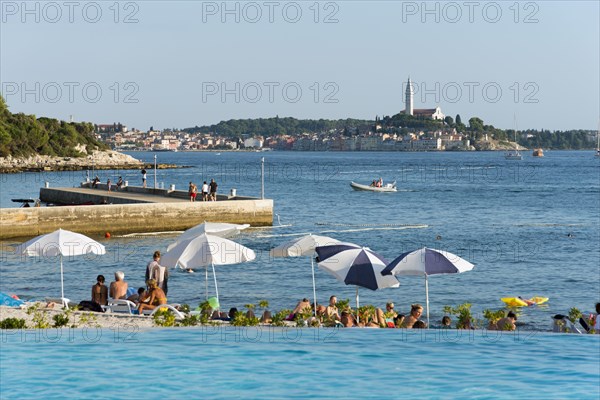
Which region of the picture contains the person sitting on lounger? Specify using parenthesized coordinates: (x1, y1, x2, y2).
(109, 271, 128, 300)
(402, 304, 424, 329)
(127, 287, 146, 304)
(325, 295, 340, 321)
(138, 279, 167, 315)
(340, 311, 358, 327)
(292, 298, 312, 315)
(491, 311, 517, 331)
(91, 275, 108, 306)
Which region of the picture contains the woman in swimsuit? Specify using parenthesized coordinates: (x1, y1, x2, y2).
(138, 279, 167, 315)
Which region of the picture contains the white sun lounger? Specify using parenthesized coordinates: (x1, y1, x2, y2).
(143, 304, 185, 320)
(106, 299, 138, 314)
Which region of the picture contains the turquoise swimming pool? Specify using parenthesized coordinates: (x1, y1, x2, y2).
(1, 328, 599, 399)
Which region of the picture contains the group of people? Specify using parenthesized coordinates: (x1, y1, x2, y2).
(369, 177, 384, 188)
(188, 179, 218, 202)
(89, 250, 170, 315)
(286, 296, 432, 329)
(284, 298, 524, 331)
(91, 175, 124, 192)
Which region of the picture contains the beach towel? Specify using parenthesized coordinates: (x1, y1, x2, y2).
(0, 292, 24, 307)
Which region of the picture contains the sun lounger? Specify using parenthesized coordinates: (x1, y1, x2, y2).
(143, 304, 185, 320)
(106, 299, 138, 314)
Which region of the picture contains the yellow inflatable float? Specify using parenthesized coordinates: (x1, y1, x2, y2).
(501, 297, 549, 307)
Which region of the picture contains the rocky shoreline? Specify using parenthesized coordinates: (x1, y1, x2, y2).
(0, 148, 179, 173)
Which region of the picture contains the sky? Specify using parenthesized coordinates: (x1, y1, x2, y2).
(1, 0, 599, 131)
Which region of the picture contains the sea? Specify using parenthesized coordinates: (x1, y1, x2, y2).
(1, 150, 599, 398)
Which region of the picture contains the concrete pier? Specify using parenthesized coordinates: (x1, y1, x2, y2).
(0, 184, 273, 239)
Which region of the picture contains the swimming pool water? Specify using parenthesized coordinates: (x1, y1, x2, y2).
(1, 327, 599, 399)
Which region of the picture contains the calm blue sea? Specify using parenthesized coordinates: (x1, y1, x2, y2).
(1, 327, 599, 399)
(1, 151, 599, 398)
(1, 151, 599, 329)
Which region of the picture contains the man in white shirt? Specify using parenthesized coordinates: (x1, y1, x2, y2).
(145, 250, 169, 295)
(201, 181, 209, 201)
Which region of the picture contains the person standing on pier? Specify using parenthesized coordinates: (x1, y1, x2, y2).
(107, 178, 112, 192)
(209, 179, 218, 201)
(141, 168, 147, 188)
(201, 181, 209, 201)
(189, 182, 197, 202)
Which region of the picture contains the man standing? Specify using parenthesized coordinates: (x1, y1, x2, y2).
(141, 169, 147, 188)
(145, 250, 168, 295)
(188, 182, 197, 202)
(201, 181, 209, 201)
(209, 178, 218, 201)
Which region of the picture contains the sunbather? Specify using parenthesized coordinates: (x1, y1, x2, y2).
(291, 298, 312, 316)
(91, 275, 108, 306)
(127, 287, 146, 304)
(109, 271, 128, 300)
(402, 304, 424, 329)
(325, 295, 340, 320)
(137, 279, 167, 315)
(490, 311, 517, 331)
(340, 311, 358, 327)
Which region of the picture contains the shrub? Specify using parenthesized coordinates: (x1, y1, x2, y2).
(271, 309, 292, 327)
(153, 309, 176, 327)
(52, 313, 70, 328)
(0, 318, 27, 329)
(443, 303, 476, 329)
(26, 304, 50, 329)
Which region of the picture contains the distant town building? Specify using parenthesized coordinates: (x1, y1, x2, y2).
(243, 137, 263, 148)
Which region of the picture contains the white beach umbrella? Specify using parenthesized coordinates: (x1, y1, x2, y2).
(167, 222, 250, 251)
(381, 247, 475, 326)
(15, 229, 106, 304)
(270, 234, 340, 315)
(161, 233, 255, 303)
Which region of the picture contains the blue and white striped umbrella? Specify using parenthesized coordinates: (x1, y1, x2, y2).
(316, 243, 399, 316)
(381, 247, 475, 326)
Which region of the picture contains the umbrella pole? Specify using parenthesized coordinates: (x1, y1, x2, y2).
(311, 257, 317, 317)
(211, 262, 219, 304)
(60, 254, 65, 308)
(205, 267, 209, 300)
(356, 287, 359, 324)
(425, 274, 430, 328)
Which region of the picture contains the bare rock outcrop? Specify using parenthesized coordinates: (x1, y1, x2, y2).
(0, 147, 144, 173)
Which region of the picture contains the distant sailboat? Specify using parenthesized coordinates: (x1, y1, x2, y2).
(596, 123, 600, 157)
(505, 115, 523, 160)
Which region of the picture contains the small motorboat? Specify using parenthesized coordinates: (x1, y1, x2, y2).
(504, 150, 523, 160)
(350, 181, 397, 192)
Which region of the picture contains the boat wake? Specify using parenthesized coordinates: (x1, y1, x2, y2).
(318, 225, 428, 234)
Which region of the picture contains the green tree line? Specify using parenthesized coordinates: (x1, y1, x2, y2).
(184, 116, 373, 137)
(0, 96, 107, 157)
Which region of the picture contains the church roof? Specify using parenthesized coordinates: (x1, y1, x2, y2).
(413, 108, 437, 115)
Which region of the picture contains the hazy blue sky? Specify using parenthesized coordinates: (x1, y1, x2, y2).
(1, 1, 598, 130)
